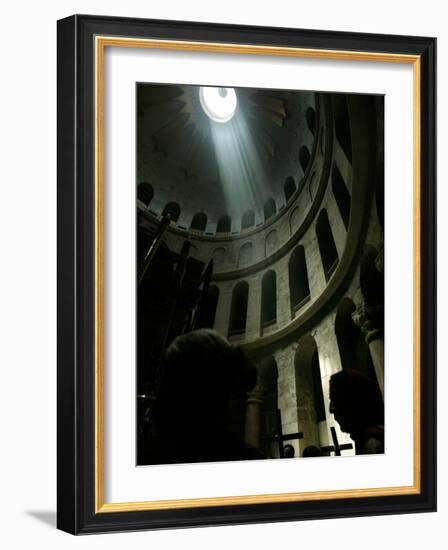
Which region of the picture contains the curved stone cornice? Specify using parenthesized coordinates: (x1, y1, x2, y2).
(241, 94, 379, 360)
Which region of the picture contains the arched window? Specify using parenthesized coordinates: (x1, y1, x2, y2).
(190, 212, 207, 231)
(265, 229, 278, 257)
(288, 246, 310, 313)
(334, 95, 352, 163)
(216, 214, 231, 233)
(316, 209, 339, 281)
(137, 181, 154, 206)
(263, 198, 277, 221)
(261, 270, 277, 326)
(284, 176, 297, 202)
(196, 285, 219, 329)
(238, 242, 253, 267)
(294, 335, 326, 453)
(228, 281, 249, 335)
(299, 146, 311, 174)
(335, 298, 381, 391)
(306, 106, 316, 135)
(162, 201, 181, 222)
(331, 163, 351, 230)
(241, 210, 255, 230)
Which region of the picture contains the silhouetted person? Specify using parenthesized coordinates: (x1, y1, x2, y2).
(142, 329, 264, 464)
(329, 369, 384, 455)
(283, 444, 295, 458)
(302, 445, 322, 458)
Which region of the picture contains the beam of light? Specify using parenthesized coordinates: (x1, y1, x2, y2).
(208, 99, 277, 229)
(199, 87, 237, 123)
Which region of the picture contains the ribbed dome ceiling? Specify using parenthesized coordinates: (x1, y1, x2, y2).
(137, 84, 316, 234)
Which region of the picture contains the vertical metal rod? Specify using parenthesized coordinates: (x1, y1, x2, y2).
(138, 214, 171, 286)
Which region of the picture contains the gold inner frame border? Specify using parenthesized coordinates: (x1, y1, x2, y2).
(94, 35, 421, 513)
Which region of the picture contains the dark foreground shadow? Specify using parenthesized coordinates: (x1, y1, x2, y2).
(26, 510, 56, 528)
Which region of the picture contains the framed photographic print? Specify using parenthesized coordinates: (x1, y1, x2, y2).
(57, 14, 436, 534)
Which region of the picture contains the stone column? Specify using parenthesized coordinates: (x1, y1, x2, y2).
(244, 387, 264, 450)
(305, 235, 327, 301)
(352, 301, 384, 398)
(276, 258, 292, 327)
(213, 283, 232, 337)
(245, 275, 262, 341)
(275, 346, 300, 457)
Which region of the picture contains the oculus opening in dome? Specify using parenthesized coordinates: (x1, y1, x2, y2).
(199, 86, 237, 123)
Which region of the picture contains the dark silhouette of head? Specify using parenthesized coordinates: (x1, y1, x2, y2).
(152, 329, 259, 463)
(302, 445, 322, 458)
(329, 369, 384, 443)
(283, 444, 295, 458)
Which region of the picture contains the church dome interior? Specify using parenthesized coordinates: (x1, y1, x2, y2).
(137, 84, 316, 233)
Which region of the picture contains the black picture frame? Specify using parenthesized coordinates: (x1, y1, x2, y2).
(57, 14, 436, 534)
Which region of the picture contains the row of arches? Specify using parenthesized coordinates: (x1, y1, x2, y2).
(226, 244, 312, 334)
(197, 240, 380, 340)
(137, 166, 311, 234)
(197, 208, 340, 336)
(214, 173, 349, 270)
(140, 161, 351, 254)
(256, 295, 381, 455)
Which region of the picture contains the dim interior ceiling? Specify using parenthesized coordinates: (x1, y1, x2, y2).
(137, 83, 316, 232)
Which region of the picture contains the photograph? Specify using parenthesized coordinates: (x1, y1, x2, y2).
(136, 83, 385, 466)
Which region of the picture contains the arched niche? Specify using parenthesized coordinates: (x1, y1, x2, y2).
(265, 229, 278, 257)
(216, 214, 231, 233)
(316, 209, 339, 281)
(335, 297, 381, 391)
(195, 285, 219, 329)
(228, 281, 249, 335)
(299, 145, 311, 174)
(331, 163, 351, 230)
(263, 198, 277, 221)
(288, 245, 310, 314)
(241, 210, 255, 230)
(284, 176, 297, 202)
(162, 201, 181, 222)
(187, 242, 200, 260)
(261, 270, 277, 327)
(137, 181, 154, 206)
(190, 212, 207, 231)
(294, 335, 326, 454)
(211, 246, 226, 269)
(238, 241, 254, 267)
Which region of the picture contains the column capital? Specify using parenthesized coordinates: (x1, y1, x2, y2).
(246, 391, 264, 405)
(352, 301, 383, 344)
(375, 247, 384, 274)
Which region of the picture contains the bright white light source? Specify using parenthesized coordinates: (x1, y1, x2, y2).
(199, 87, 237, 123)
